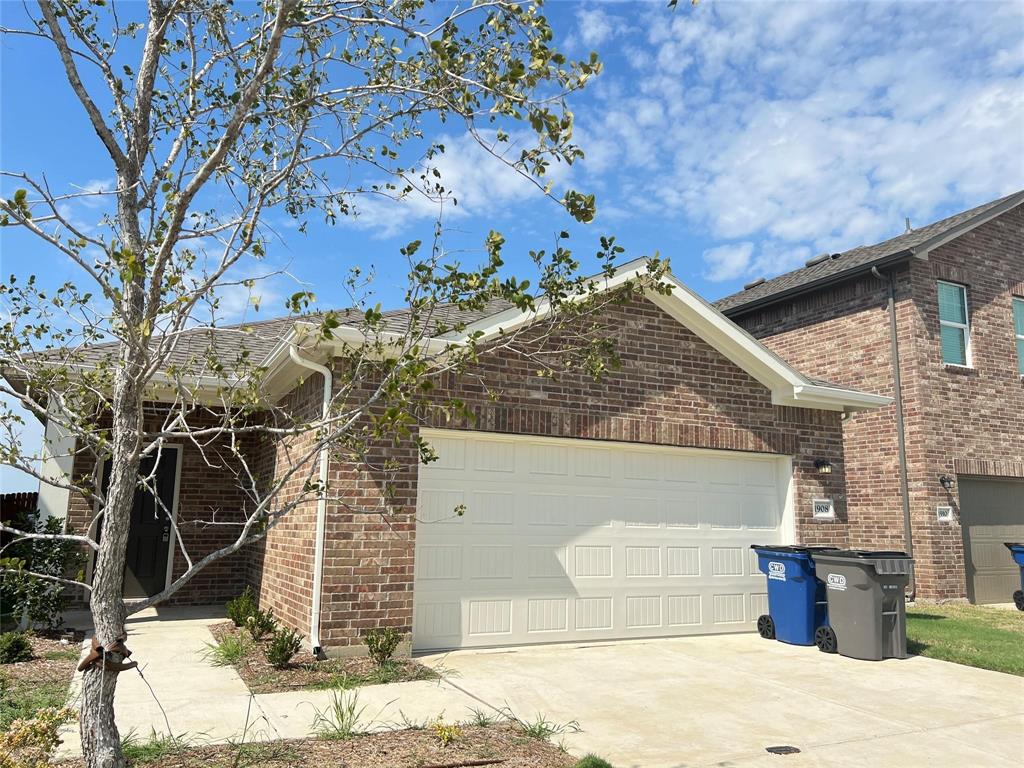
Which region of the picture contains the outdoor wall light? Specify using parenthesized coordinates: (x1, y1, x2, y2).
(939, 475, 955, 491)
(814, 460, 833, 475)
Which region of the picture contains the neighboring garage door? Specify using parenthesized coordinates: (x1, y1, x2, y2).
(412, 430, 792, 651)
(959, 477, 1024, 604)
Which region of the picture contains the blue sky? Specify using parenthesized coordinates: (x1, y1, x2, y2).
(2, 0, 1023, 490)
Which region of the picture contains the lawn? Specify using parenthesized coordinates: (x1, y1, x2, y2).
(906, 602, 1024, 676)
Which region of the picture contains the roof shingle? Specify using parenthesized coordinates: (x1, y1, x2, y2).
(714, 190, 1024, 315)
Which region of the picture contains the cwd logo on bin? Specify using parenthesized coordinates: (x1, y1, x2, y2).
(827, 573, 847, 591)
(768, 561, 786, 581)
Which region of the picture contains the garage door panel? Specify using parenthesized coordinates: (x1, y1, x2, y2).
(959, 478, 1024, 604)
(413, 432, 790, 650)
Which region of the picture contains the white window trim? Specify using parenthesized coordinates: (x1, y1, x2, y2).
(938, 280, 972, 367)
(1014, 297, 1024, 376)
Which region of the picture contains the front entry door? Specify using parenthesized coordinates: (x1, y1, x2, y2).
(99, 448, 179, 598)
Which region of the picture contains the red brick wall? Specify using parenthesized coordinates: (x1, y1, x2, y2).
(245, 375, 324, 638)
(730, 205, 1024, 599)
(310, 295, 850, 650)
(65, 410, 254, 606)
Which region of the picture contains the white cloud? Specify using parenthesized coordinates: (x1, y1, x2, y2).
(702, 242, 754, 282)
(575, 1, 1024, 279)
(577, 8, 616, 48)
(348, 130, 572, 238)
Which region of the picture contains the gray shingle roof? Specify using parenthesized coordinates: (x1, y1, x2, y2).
(34, 298, 517, 374)
(714, 190, 1024, 315)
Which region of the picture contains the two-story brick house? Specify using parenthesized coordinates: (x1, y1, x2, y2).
(716, 191, 1024, 603)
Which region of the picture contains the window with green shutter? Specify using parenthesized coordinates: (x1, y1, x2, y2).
(1014, 297, 1024, 375)
(937, 281, 970, 366)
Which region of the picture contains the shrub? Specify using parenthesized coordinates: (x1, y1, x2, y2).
(574, 757, 615, 768)
(0, 705, 76, 768)
(0, 633, 33, 664)
(264, 627, 302, 669)
(245, 608, 276, 641)
(0, 513, 84, 631)
(225, 587, 259, 628)
(363, 626, 402, 668)
(202, 634, 250, 667)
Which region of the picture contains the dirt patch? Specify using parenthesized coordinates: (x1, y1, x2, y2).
(55, 725, 578, 768)
(208, 622, 439, 694)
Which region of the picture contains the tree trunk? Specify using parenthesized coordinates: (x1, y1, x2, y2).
(79, 173, 147, 768)
(79, 356, 142, 768)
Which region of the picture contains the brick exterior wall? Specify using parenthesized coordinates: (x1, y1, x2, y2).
(728, 205, 1024, 599)
(308, 295, 851, 651)
(65, 411, 254, 606)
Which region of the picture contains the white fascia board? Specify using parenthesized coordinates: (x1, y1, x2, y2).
(777, 383, 893, 412)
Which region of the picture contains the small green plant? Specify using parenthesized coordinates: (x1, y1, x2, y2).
(0, 705, 76, 768)
(363, 626, 402, 668)
(504, 709, 582, 741)
(120, 730, 191, 764)
(203, 633, 251, 666)
(311, 689, 365, 741)
(245, 607, 276, 641)
(574, 757, 615, 768)
(432, 716, 462, 747)
(225, 587, 259, 628)
(0, 632, 33, 664)
(467, 707, 503, 727)
(264, 626, 302, 669)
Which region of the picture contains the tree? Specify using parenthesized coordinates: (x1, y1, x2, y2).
(0, 2, 663, 767)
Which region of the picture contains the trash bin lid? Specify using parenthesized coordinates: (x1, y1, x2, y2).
(749, 544, 840, 554)
(816, 549, 909, 559)
(1005, 542, 1024, 550)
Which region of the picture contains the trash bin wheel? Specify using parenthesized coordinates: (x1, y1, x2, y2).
(1014, 590, 1024, 611)
(756, 614, 776, 640)
(815, 626, 838, 654)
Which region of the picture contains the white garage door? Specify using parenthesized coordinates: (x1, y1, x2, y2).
(412, 430, 792, 651)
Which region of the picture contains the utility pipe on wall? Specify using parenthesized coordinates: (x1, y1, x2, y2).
(288, 344, 332, 656)
(871, 266, 916, 599)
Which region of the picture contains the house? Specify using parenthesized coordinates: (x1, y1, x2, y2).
(715, 191, 1024, 605)
(17, 261, 894, 655)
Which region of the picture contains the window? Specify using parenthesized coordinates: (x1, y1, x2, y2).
(1014, 297, 1024, 375)
(937, 281, 970, 366)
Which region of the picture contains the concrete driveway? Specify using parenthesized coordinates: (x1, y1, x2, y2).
(420, 634, 1024, 768)
(57, 608, 1023, 767)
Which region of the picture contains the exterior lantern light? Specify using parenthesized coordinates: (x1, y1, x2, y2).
(939, 475, 954, 491)
(814, 460, 833, 475)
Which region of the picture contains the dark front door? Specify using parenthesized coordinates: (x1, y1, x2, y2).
(99, 448, 179, 598)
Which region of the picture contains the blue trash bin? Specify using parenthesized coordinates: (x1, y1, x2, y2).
(1004, 543, 1024, 611)
(751, 545, 835, 645)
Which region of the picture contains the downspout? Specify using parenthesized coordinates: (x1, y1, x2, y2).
(288, 344, 332, 656)
(871, 266, 916, 599)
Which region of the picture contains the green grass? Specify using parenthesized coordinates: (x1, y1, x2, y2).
(0, 673, 70, 729)
(202, 633, 252, 666)
(121, 731, 194, 763)
(907, 602, 1024, 676)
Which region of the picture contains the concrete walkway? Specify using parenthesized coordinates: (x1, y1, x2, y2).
(58, 607, 1024, 767)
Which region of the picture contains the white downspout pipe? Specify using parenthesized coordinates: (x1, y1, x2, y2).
(288, 344, 332, 656)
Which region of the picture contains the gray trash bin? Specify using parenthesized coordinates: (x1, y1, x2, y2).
(811, 550, 913, 661)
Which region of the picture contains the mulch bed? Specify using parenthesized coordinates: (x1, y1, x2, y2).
(1, 629, 83, 688)
(55, 725, 578, 767)
(208, 622, 439, 694)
